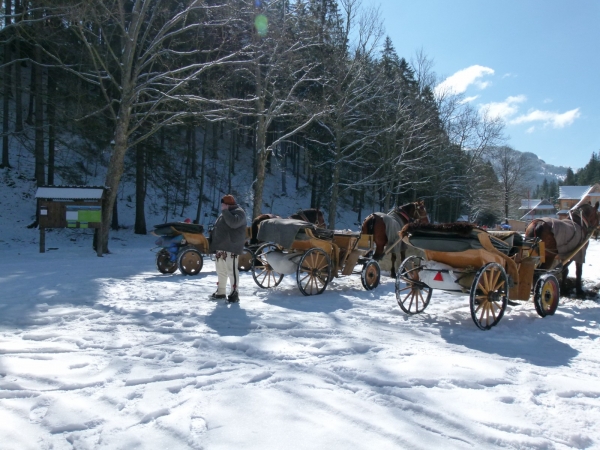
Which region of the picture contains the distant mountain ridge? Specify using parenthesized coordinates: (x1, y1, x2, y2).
(519, 151, 570, 189)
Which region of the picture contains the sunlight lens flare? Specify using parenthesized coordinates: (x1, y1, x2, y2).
(255, 14, 268, 36)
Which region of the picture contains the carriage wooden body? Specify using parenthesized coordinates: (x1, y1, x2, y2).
(393, 223, 583, 330)
(251, 219, 380, 296)
(152, 222, 210, 276)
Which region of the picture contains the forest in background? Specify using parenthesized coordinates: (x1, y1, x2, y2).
(0, 0, 595, 252)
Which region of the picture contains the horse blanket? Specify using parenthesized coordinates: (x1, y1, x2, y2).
(374, 212, 402, 256)
(388, 209, 409, 229)
(539, 217, 588, 264)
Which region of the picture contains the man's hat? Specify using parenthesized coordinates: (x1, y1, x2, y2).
(221, 194, 236, 205)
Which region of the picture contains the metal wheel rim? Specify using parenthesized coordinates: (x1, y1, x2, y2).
(238, 248, 254, 272)
(395, 256, 432, 314)
(252, 243, 284, 288)
(156, 250, 177, 273)
(361, 261, 380, 290)
(470, 263, 507, 330)
(534, 274, 559, 317)
(179, 249, 202, 275)
(297, 248, 331, 296)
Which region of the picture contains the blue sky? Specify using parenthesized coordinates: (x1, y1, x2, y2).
(375, 0, 599, 169)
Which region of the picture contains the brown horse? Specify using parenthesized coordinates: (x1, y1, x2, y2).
(249, 208, 326, 245)
(361, 201, 429, 277)
(525, 201, 600, 296)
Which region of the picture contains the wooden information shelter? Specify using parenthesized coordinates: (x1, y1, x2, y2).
(35, 186, 107, 256)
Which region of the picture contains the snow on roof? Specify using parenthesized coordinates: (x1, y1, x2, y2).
(558, 185, 590, 199)
(519, 199, 554, 210)
(35, 186, 105, 200)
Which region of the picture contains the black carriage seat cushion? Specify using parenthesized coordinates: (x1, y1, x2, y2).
(408, 230, 511, 255)
(154, 222, 204, 236)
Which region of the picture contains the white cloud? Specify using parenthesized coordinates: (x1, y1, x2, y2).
(526, 126, 535, 133)
(510, 108, 581, 128)
(480, 95, 527, 120)
(434, 65, 494, 96)
(461, 95, 479, 104)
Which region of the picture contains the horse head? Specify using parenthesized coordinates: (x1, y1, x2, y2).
(289, 208, 326, 229)
(396, 200, 429, 224)
(570, 201, 600, 232)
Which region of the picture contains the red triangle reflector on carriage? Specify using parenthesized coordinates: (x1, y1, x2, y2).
(433, 271, 444, 281)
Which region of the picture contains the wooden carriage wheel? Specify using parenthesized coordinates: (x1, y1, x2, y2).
(177, 247, 203, 275)
(469, 262, 508, 330)
(533, 274, 560, 317)
(361, 260, 381, 290)
(395, 256, 432, 314)
(156, 249, 178, 274)
(238, 247, 254, 272)
(252, 243, 284, 288)
(297, 248, 331, 296)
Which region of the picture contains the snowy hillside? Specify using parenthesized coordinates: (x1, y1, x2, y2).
(2, 160, 600, 449)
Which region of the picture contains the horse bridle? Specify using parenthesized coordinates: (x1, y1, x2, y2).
(398, 202, 427, 223)
(569, 206, 591, 232)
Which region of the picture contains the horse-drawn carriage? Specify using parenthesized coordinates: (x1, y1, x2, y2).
(251, 218, 380, 295)
(151, 209, 326, 276)
(153, 222, 209, 275)
(395, 202, 600, 330)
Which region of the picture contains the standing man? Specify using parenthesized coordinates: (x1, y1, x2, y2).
(209, 194, 247, 303)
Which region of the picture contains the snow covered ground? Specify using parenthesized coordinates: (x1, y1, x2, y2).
(1, 224, 600, 449)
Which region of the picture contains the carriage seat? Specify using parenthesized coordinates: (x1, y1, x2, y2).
(405, 229, 511, 255)
(257, 218, 318, 248)
(153, 222, 204, 236)
(487, 230, 522, 248)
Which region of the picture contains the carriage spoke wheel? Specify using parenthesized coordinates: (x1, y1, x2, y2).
(238, 247, 254, 272)
(361, 260, 381, 290)
(297, 248, 331, 296)
(533, 274, 560, 317)
(156, 249, 178, 274)
(177, 247, 203, 275)
(469, 262, 508, 330)
(252, 243, 284, 288)
(395, 256, 432, 314)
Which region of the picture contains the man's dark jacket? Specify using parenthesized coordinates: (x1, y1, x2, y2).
(209, 205, 247, 255)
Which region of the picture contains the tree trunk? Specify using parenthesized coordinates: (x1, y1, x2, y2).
(281, 143, 287, 196)
(26, 63, 34, 126)
(13, 0, 23, 133)
(34, 46, 44, 185)
(194, 125, 207, 224)
(111, 197, 119, 230)
(134, 144, 147, 234)
(47, 69, 56, 184)
(211, 121, 218, 158)
(252, 114, 268, 219)
(101, 112, 131, 254)
(1, 0, 11, 167)
(190, 125, 197, 179)
(328, 141, 341, 229)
